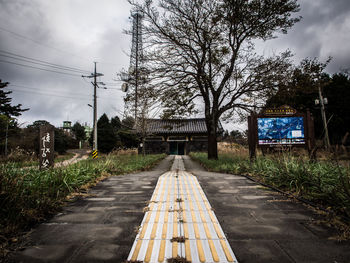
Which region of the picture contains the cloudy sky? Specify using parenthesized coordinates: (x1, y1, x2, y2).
(0, 0, 349, 132)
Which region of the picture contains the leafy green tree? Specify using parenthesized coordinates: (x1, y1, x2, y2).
(264, 58, 350, 145)
(97, 114, 118, 153)
(0, 80, 28, 118)
(117, 130, 139, 148)
(54, 128, 69, 154)
(111, 116, 122, 132)
(0, 80, 28, 154)
(121, 116, 135, 130)
(72, 122, 86, 142)
(323, 73, 350, 145)
(130, 0, 300, 159)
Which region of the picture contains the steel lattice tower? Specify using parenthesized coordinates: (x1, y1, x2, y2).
(126, 10, 144, 122)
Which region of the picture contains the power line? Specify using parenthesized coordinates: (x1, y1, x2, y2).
(7, 88, 91, 100)
(5, 84, 116, 101)
(0, 60, 82, 77)
(0, 26, 90, 62)
(10, 84, 93, 97)
(0, 26, 123, 67)
(0, 50, 90, 74)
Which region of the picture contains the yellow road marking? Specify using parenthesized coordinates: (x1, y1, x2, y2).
(192, 174, 235, 262)
(172, 204, 178, 258)
(140, 222, 149, 239)
(185, 239, 192, 262)
(184, 175, 205, 261)
(220, 239, 235, 262)
(158, 240, 166, 262)
(188, 174, 221, 262)
(145, 239, 154, 263)
(131, 239, 143, 261)
(128, 162, 238, 263)
(196, 239, 206, 263)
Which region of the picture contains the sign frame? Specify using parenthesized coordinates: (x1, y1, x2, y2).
(256, 113, 307, 148)
(248, 106, 315, 159)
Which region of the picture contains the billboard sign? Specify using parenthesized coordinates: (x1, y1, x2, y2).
(257, 116, 305, 146)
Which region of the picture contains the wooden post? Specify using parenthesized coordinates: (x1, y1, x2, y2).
(306, 109, 316, 160)
(39, 125, 55, 169)
(248, 114, 256, 161)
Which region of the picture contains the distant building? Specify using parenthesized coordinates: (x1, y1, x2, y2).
(62, 121, 72, 135)
(138, 118, 223, 155)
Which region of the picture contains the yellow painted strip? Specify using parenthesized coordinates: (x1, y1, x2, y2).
(185, 239, 192, 262)
(183, 175, 206, 262)
(144, 209, 152, 224)
(172, 239, 178, 259)
(144, 239, 154, 263)
(187, 174, 222, 262)
(158, 176, 170, 262)
(220, 239, 235, 262)
(139, 222, 148, 239)
(161, 220, 168, 239)
(203, 222, 212, 238)
(193, 219, 200, 239)
(196, 239, 206, 263)
(131, 239, 143, 261)
(213, 222, 224, 239)
(208, 239, 220, 262)
(207, 209, 216, 221)
(173, 213, 178, 258)
(150, 216, 159, 239)
(183, 220, 189, 239)
(199, 210, 207, 223)
(193, 176, 233, 261)
(158, 239, 166, 262)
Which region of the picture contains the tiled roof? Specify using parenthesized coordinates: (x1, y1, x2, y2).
(140, 118, 223, 134)
(145, 118, 207, 134)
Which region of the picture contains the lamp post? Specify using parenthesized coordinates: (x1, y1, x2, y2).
(314, 77, 331, 150)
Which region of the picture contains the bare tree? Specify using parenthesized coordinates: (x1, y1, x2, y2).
(130, 0, 300, 159)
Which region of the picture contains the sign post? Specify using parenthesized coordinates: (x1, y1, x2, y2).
(39, 124, 55, 169)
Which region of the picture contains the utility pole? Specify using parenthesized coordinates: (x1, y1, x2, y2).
(134, 12, 139, 126)
(314, 77, 331, 150)
(317, 81, 331, 150)
(93, 62, 98, 151)
(82, 62, 103, 152)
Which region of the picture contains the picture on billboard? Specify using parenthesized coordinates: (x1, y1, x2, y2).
(257, 116, 305, 145)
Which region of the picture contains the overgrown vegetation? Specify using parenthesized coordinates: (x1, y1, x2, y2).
(0, 150, 74, 168)
(190, 152, 350, 219)
(0, 153, 165, 242)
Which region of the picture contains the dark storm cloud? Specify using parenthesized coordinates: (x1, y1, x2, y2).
(0, 0, 130, 127)
(262, 0, 350, 73)
(0, 0, 349, 131)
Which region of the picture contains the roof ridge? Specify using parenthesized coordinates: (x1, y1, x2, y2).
(147, 118, 206, 121)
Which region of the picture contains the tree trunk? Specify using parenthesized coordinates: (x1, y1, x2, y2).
(207, 116, 218, 160)
(208, 132, 218, 160)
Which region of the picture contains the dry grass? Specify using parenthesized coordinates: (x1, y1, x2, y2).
(111, 148, 138, 156)
(218, 142, 248, 156)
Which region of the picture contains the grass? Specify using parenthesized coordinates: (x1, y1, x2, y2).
(0, 152, 75, 168)
(0, 153, 165, 242)
(190, 152, 350, 219)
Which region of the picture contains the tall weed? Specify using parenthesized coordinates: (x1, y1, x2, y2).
(0, 154, 165, 236)
(190, 152, 350, 218)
